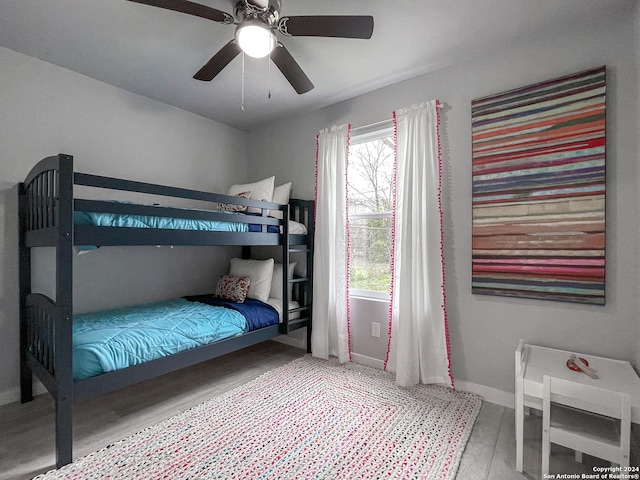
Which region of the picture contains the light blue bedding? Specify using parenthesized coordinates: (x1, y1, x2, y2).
(74, 209, 249, 232)
(73, 298, 247, 380)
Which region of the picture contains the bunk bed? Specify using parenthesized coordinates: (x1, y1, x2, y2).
(18, 154, 314, 468)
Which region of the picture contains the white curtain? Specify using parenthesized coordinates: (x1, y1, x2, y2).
(385, 100, 453, 388)
(311, 124, 351, 363)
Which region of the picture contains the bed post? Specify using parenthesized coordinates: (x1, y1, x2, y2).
(281, 204, 290, 331)
(306, 201, 314, 354)
(55, 154, 75, 468)
(18, 182, 33, 403)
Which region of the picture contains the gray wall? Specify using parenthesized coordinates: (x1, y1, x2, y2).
(248, 4, 640, 393)
(636, 1, 640, 375)
(349, 296, 390, 365)
(1, 2, 637, 404)
(0, 47, 248, 402)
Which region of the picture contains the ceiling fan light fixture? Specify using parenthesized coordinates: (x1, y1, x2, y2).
(130, 0, 374, 94)
(236, 22, 276, 58)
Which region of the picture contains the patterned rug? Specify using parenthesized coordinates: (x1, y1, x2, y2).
(34, 356, 482, 480)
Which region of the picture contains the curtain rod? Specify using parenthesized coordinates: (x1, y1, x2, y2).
(350, 119, 393, 135)
(351, 102, 445, 135)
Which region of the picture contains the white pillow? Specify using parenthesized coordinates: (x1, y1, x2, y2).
(228, 176, 275, 214)
(269, 182, 292, 219)
(229, 257, 274, 302)
(270, 262, 297, 299)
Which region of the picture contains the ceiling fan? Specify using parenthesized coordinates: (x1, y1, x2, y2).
(127, 0, 374, 94)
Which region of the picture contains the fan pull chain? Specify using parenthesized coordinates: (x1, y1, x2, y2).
(268, 53, 272, 99)
(241, 52, 245, 112)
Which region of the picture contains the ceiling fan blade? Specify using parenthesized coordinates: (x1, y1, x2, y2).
(271, 44, 314, 94)
(278, 15, 374, 39)
(127, 0, 234, 24)
(193, 40, 242, 81)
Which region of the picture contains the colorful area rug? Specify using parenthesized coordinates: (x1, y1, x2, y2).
(34, 356, 481, 479)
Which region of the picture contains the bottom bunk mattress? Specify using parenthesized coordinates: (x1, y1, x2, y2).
(73, 296, 278, 380)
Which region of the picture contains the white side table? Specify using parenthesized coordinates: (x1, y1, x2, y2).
(515, 340, 640, 472)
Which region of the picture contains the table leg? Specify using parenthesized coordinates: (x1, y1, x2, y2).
(515, 381, 524, 472)
(514, 340, 526, 473)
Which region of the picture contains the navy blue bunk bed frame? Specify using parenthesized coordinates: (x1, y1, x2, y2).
(18, 154, 314, 468)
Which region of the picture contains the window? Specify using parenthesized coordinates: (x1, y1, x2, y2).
(348, 126, 395, 299)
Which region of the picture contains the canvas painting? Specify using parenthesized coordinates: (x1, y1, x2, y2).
(471, 66, 606, 305)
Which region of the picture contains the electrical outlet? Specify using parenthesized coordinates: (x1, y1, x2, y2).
(371, 322, 381, 338)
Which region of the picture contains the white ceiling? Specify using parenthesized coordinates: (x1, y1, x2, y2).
(0, 0, 631, 131)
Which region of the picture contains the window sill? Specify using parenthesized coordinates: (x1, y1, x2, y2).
(349, 290, 390, 302)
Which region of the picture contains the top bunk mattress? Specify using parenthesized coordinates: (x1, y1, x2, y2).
(74, 209, 308, 234)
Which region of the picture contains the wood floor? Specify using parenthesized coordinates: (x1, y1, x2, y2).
(0, 341, 637, 480)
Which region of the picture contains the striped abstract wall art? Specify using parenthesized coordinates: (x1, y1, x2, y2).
(471, 66, 606, 305)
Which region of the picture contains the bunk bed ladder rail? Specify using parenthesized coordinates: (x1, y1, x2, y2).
(287, 199, 314, 352)
(281, 203, 290, 333)
(19, 154, 75, 467)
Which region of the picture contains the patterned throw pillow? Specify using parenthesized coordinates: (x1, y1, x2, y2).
(218, 191, 251, 212)
(214, 275, 251, 303)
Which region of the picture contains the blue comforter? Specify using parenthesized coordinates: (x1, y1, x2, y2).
(183, 295, 278, 330)
(72, 297, 278, 380)
(74, 210, 249, 232)
(74, 210, 280, 234)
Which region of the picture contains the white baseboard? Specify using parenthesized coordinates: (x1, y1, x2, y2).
(453, 379, 515, 408)
(272, 333, 307, 350)
(0, 380, 47, 406)
(351, 352, 385, 370)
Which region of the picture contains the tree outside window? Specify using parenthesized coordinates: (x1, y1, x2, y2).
(347, 130, 394, 297)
